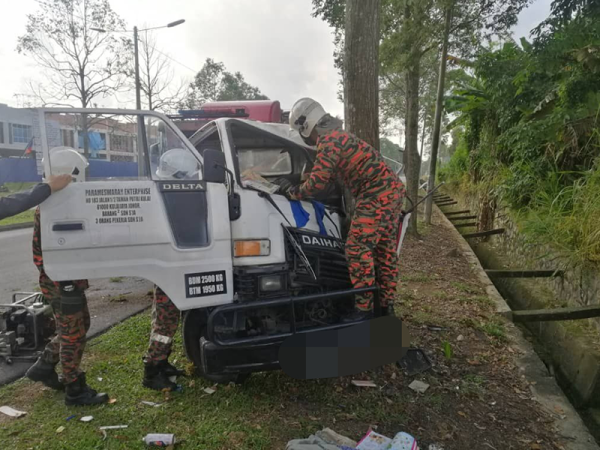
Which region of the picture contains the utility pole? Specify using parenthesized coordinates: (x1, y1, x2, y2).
(425, 4, 453, 224)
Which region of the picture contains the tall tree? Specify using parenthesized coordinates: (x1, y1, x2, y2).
(344, 0, 381, 149)
(425, 3, 453, 224)
(17, 0, 128, 109)
(185, 58, 268, 108)
(135, 31, 187, 113)
(17, 0, 128, 159)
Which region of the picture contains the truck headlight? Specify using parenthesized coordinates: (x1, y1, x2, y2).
(260, 275, 283, 292)
(234, 240, 271, 257)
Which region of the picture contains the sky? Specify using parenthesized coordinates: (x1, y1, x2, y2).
(0, 0, 552, 134)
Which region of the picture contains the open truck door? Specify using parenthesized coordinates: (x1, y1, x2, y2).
(36, 109, 233, 311)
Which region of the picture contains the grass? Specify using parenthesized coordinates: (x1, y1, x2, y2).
(0, 182, 38, 227)
(110, 277, 124, 283)
(480, 319, 507, 340)
(402, 272, 435, 283)
(0, 311, 412, 450)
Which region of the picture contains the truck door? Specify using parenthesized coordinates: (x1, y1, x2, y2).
(37, 109, 233, 311)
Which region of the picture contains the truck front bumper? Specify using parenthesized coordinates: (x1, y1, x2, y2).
(202, 286, 379, 375)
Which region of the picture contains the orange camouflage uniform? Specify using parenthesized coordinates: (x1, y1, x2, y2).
(33, 208, 90, 383)
(289, 129, 405, 310)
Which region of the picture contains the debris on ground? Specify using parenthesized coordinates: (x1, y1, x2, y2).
(356, 429, 418, 450)
(80, 416, 94, 422)
(203, 387, 216, 395)
(408, 380, 430, 394)
(0, 406, 26, 418)
(143, 433, 176, 446)
(316, 428, 358, 448)
(141, 401, 162, 407)
(99, 425, 128, 430)
(56, 426, 65, 434)
(351, 380, 377, 388)
(397, 349, 432, 376)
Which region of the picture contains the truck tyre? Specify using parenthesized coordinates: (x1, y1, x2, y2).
(182, 309, 250, 385)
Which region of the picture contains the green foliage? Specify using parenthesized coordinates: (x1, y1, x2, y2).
(442, 5, 600, 268)
(185, 58, 268, 109)
(442, 341, 454, 359)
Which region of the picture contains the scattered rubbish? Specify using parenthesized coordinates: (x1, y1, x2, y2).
(356, 430, 418, 450)
(203, 387, 216, 395)
(108, 398, 117, 404)
(457, 335, 464, 342)
(397, 349, 432, 376)
(143, 433, 176, 446)
(97, 377, 103, 382)
(286, 435, 346, 450)
(316, 428, 358, 448)
(408, 380, 430, 394)
(0, 406, 27, 418)
(351, 380, 377, 388)
(168, 376, 177, 383)
(66, 415, 76, 421)
(428, 326, 444, 332)
(80, 416, 94, 423)
(56, 426, 65, 434)
(100, 425, 128, 430)
(141, 401, 162, 407)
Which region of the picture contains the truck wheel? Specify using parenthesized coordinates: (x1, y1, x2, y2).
(182, 309, 250, 385)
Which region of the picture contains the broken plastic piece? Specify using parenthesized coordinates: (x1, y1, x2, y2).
(143, 433, 175, 446)
(141, 401, 162, 407)
(351, 380, 377, 388)
(408, 380, 430, 394)
(99, 425, 128, 430)
(0, 406, 27, 418)
(203, 387, 216, 395)
(80, 416, 94, 422)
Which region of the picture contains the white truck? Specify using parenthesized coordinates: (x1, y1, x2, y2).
(36, 108, 407, 383)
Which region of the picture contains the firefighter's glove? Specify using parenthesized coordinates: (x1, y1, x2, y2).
(286, 186, 301, 201)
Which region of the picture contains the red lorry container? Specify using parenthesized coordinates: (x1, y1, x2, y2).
(172, 100, 284, 137)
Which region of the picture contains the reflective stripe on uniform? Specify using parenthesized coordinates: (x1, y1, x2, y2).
(150, 333, 173, 345)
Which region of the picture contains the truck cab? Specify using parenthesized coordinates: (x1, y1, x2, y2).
(36, 109, 385, 382)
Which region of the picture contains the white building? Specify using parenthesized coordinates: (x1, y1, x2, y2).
(0, 103, 34, 158)
(0, 103, 136, 162)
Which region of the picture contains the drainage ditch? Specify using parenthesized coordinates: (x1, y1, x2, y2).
(434, 192, 600, 444)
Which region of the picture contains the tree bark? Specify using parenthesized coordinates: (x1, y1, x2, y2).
(344, 0, 381, 149)
(405, 59, 421, 236)
(425, 4, 453, 224)
(342, 0, 381, 237)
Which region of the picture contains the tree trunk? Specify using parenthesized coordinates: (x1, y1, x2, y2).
(405, 59, 421, 236)
(342, 0, 381, 236)
(344, 0, 381, 149)
(425, 4, 453, 224)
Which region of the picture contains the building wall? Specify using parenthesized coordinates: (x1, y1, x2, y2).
(0, 104, 34, 157)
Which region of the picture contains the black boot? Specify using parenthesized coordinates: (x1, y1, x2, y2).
(143, 363, 178, 391)
(64, 374, 109, 406)
(160, 360, 186, 378)
(342, 308, 374, 324)
(26, 358, 64, 391)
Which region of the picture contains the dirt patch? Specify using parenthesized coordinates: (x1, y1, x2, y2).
(0, 382, 50, 425)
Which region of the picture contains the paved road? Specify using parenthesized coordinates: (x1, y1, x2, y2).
(0, 227, 153, 385)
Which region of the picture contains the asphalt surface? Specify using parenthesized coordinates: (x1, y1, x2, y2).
(0, 227, 153, 385)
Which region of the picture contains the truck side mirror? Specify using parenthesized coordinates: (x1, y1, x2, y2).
(203, 149, 226, 184)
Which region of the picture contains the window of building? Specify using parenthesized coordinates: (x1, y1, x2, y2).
(61, 129, 75, 148)
(11, 124, 32, 144)
(0, 122, 4, 143)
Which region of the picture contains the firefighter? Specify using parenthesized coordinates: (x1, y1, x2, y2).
(142, 148, 199, 391)
(25, 148, 109, 406)
(0, 174, 71, 221)
(287, 98, 406, 321)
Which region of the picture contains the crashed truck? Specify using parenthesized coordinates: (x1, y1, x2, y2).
(35, 108, 408, 383)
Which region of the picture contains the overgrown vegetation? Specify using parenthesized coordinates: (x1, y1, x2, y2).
(440, 0, 600, 268)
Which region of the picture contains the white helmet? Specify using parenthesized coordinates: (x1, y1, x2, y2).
(44, 147, 89, 183)
(289, 98, 327, 138)
(156, 148, 200, 180)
